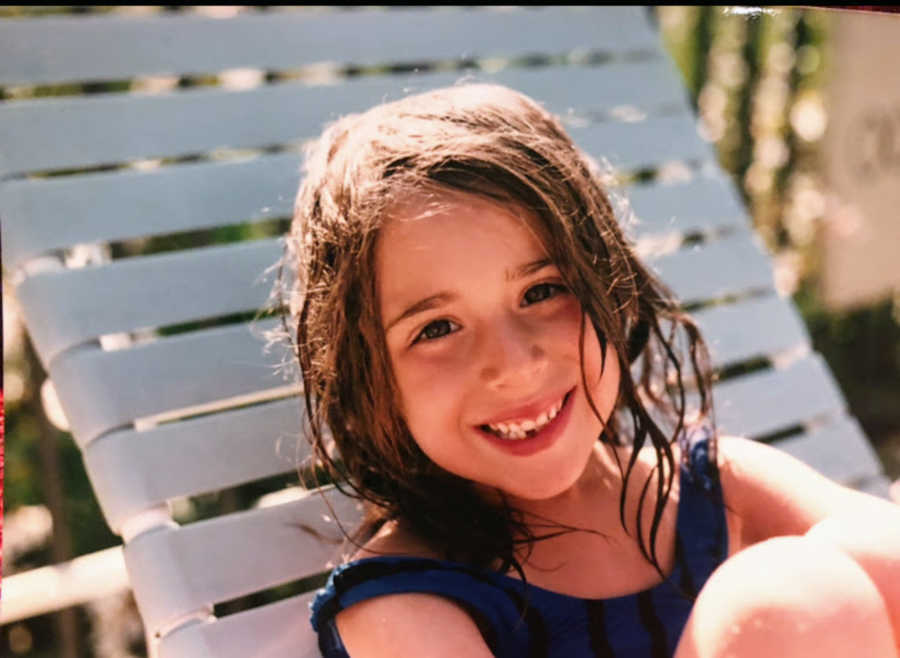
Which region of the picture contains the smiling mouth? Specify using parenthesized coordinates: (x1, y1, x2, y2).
(479, 391, 572, 441)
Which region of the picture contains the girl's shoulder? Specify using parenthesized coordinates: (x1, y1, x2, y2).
(311, 522, 517, 657)
(324, 581, 495, 657)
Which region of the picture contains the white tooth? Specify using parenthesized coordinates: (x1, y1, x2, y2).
(488, 396, 567, 439)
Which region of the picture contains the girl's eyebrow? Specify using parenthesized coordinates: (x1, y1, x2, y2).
(507, 258, 553, 282)
(385, 292, 458, 333)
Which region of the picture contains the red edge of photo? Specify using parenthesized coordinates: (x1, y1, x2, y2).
(1, 217, 5, 601)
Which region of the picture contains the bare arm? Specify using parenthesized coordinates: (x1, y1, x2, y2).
(719, 435, 900, 643)
(335, 593, 495, 658)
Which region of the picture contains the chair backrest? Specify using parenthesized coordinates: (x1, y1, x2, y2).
(1, 6, 889, 657)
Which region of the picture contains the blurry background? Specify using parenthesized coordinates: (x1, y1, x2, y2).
(3, 5, 899, 657)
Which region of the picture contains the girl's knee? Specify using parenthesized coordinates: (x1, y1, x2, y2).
(675, 536, 897, 658)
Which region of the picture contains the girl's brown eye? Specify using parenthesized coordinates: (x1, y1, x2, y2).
(522, 282, 567, 306)
(414, 319, 458, 344)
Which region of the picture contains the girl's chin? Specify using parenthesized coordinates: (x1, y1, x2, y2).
(480, 450, 599, 504)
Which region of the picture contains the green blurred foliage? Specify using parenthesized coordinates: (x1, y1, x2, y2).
(657, 6, 900, 471)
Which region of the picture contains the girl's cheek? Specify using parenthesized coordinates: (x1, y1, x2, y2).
(537, 299, 586, 347)
(394, 347, 472, 434)
(394, 338, 474, 390)
(549, 304, 607, 387)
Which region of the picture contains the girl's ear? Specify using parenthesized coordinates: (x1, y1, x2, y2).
(626, 317, 650, 364)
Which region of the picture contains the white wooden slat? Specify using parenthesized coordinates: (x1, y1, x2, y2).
(775, 415, 885, 487)
(691, 294, 810, 368)
(85, 397, 306, 532)
(650, 229, 775, 304)
(713, 353, 847, 439)
(0, 6, 659, 86)
(0, 545, 129, 625)
(856, 476, 893, 500)
(17, 239, 283, 365)
(624, 174, 749, 238)
(159, 593, 319, 658)
(0, 57, 688, 178)
(573, 113, 714, 173)
(2, 96, 716, 273)
(1, 58, 688, 268)
(1, 153, 298, 271)
(49, 318, 295, 446)
(124, 490, 361, 636)
(2, 82, 321, 177)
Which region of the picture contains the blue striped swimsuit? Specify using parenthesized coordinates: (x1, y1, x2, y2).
(310, 428, 727, 657)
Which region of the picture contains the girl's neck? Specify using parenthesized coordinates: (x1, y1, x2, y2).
(505, 442, 683, 597)
(505, 443, 627, 536)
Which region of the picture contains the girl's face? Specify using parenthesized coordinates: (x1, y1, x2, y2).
(376, 190, 620, 502)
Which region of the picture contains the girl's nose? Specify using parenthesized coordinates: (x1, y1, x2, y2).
(478, 317, 548, 390)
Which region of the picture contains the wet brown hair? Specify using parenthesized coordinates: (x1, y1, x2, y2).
(284, 83, 714, 578)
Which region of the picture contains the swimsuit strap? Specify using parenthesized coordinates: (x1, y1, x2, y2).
(675, 422, 728, 594)
(311, 556, 540, 657)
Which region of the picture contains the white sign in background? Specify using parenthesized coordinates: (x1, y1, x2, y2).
(822, 10, 900, 310)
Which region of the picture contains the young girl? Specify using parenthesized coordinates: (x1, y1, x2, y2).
(285, 83, 900, 657)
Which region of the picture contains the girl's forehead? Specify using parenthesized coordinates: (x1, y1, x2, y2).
(381, 189, 545, 249)
(375, 191, 551, 305)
